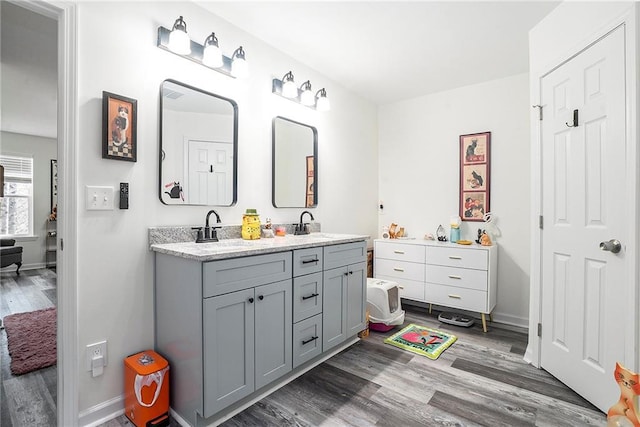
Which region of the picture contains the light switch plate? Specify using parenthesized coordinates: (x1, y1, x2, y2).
(86, 186, 114, 210)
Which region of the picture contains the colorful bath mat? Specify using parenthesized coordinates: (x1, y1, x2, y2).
(384, 323, 457, 360)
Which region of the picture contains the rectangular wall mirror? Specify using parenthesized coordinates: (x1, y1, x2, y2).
(272, 116, 317, 208)
(159, 79, 238, 206)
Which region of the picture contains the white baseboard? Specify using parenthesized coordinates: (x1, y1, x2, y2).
(78, 394, 124, 427)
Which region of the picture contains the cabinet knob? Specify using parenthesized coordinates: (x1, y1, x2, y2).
(349, 271, 353, 275)
(248, 297, 254, 304)
(258, 295, 264, 301)
(344, 272, 349, 276)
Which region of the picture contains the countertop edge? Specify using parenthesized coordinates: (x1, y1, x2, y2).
(151, 235, 369, 262)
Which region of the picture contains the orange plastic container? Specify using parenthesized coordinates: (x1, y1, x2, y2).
(124, 350, 170, 427)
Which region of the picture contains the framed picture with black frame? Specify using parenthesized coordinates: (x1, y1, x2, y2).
(459, 131, 491, 221)
(102, 91, 137, 162)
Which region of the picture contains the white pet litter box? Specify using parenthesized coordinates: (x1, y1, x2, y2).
(366, 278, 405, 332)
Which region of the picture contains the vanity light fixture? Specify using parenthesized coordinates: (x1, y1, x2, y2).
(230, 46, 248, 78)
(272, 73, 330, 111)
(281, 71, 298, 99)
(157, 17, 248, 79)
(168, 16, 191, 55)
(315, 88, 331, 111)
(202, 32, 223, 68)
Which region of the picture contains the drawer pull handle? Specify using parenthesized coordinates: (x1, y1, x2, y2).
(448, 275, 462, 280)
(449, 256, 462, 260)
(302, 293, 319, 300)
(302, 258, 319, 265)
(302, 336, 319, 345)
(393, 250, 405, 254)
(393, 267, 405, 272)
(448, 294, 462, 299)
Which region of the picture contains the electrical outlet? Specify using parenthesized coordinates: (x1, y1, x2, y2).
(86, 340, 108, 371)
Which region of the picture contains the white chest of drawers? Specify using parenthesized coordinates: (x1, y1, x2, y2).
(374, 239, 497, 332)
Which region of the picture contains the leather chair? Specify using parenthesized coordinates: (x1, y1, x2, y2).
(1, 239, 23, 274)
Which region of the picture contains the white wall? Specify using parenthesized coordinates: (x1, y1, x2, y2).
(0, 131, 57, 269)
(75, 1, 378, 417)
(378, 73, 531, 327)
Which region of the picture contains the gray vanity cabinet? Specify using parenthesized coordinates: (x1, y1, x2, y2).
(322, 242, 367, 352)
(203, 279, 292, 417)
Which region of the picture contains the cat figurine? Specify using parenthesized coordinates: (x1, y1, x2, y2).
(608, 362, 640, 427)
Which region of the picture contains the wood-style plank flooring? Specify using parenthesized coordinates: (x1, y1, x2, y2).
(104, 304, 606, 427)
(0, 268, 57, 427)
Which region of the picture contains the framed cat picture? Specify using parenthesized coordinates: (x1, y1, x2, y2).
(102, 91, 137, 162)
(459, 131, 491, 221)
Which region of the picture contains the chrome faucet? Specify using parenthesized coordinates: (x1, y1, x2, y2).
(194, 209, 222, 243)
(294, 210, 314, 235)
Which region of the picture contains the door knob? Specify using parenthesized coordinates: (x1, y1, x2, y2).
(599, 239, 621, 254)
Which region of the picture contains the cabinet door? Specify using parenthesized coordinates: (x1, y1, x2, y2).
(254, 280, 292, 389)
(346, 261, 367, 336)
(203, 289, 255, 417)
(322, 266, 347, 352)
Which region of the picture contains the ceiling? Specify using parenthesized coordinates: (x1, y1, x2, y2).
(198, 1, 560, 105)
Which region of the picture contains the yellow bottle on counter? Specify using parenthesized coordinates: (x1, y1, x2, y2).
(242, 209, 261, 240)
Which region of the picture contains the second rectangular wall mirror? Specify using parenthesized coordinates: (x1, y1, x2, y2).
(159, 79, 238, 206)
(272, 116, 317, 208)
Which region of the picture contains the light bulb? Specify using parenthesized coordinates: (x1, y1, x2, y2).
(168, 16, 190, 55)
(300, 81, 314, 106)
(283, 80, 298, 98)
(315, 89, 330, 111)
(231, 46, 248, 78)
(202, 33, 223, 68)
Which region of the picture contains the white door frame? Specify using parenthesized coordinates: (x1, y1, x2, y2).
(11, 0, 79, 425)
(528, 7, 639, 374)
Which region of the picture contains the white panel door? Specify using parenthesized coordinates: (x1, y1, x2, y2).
(187, 140, 232, 205)
(540, 27, 626, 411)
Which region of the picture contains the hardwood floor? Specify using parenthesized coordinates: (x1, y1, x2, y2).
(105, 303, 606, 427)
(1, 268, 57, 427)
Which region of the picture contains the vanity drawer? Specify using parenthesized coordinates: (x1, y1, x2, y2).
(293, 247, 323, 277)
(426, 265, 487, 292)
(426, 246, 488, 270)
(324, 241, 367, 270)
(426, 283, 488, 313)
(293, 314, 323, 368)
(293, 272, 323, 323)
(203, 252, 292, 298)
(375, 258, 425, 282)
(374, 242, 425, 263)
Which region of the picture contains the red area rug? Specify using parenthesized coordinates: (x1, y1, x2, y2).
(4, 307, 57, 375)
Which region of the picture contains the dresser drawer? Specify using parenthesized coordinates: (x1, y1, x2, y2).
(376, 275, 426, 301)
(426, 246, 488, 270)
(293, 247, 323, 277)
(324, 241, 367, 270)
(426, 283, 488, 313)
(375, 258, 425, 282)
(293, 272, 323, 323)
(203, 252, 292, 298)
(293, 314, 322, 368)
(375, 241, 425, 263)
(426, 265, 487, 292)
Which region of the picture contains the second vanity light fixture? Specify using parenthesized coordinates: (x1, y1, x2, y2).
(272, 71, 331, 111)
(158, 16, 248, 79)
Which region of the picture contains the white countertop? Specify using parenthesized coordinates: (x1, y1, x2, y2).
(151, 233, 369, 261)
(373, 238, 495, 249)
